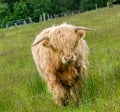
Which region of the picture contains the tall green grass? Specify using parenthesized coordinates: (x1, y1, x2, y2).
(0, 5, 120, 112)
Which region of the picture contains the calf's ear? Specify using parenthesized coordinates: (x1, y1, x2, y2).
(41, 37, 50, 47)
(74, 26, 91, 38)
(32, 36, 49, 47)
(75, 30, 85, 38)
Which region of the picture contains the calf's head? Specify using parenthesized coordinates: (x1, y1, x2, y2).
(32, 24, 91, 65)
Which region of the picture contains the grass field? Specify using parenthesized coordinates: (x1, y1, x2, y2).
(0, 5, 120, 112)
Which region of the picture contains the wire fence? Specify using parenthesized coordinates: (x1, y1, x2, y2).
(6, 2, 115, 28)
(6, 17, 34, 28)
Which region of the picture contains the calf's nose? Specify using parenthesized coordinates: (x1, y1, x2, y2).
(62, 54, 76, 64)
(64, 55, 73, 60)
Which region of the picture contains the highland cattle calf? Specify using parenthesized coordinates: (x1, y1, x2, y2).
(31, 23, 90, 106)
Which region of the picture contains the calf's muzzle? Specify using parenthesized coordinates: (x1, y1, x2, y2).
(62, 54, 76, 64)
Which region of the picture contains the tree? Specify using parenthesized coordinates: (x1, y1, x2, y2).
(26, 0, 65, 21)
(79, 0, 108, 11)
(97, 0, 108, 7)
(0, 3, 10, 27)
(115, 0, 120, 3)
(79, 0, 96, 11)
(0, 0, 19, 12)
(51, 0, 81, 11)
(13, 0, 30, 19)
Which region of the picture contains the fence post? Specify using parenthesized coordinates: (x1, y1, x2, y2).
(95, 4, 98, 10)
(50, 15, 53, 19)
(29, 17, 34, 23)
(43, 13, 46, 21)
(47, 14, 50, 20)
(39, 15, 42, 21)
(56, 14, 58, 18)
(24, 20, 27, 24)
(6, 23, 9, 28)
(107, 2, 113, 8)
(64, 13, 67, 17)
(107, 2, 109, 8)
(15, 23, 17, 27)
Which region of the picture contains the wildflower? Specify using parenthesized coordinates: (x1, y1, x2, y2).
(104, 103, 108, 106)
(93, 110, 97, 112)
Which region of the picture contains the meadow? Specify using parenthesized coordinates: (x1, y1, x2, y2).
(0, 5, 120, 112)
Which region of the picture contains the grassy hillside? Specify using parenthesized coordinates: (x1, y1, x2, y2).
(0, 5, 120, 112)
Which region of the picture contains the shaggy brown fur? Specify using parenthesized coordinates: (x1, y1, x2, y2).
(31, 23, 89, 106)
